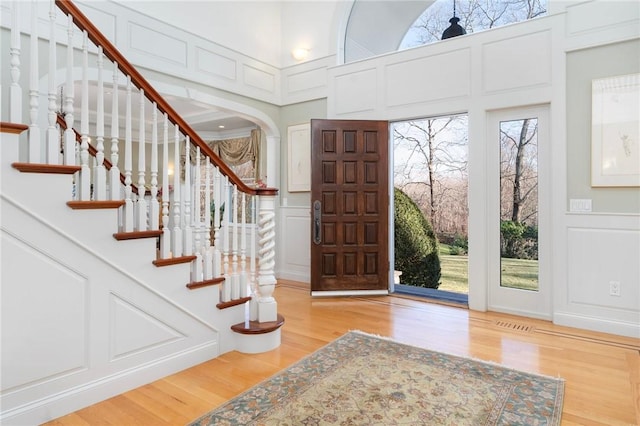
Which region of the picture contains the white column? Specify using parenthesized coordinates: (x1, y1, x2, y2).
(257, 194, 277, 322)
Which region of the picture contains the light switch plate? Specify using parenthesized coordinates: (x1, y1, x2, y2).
(569, 199, 592, 213)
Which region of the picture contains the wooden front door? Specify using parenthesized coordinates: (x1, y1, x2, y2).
(310, 119, 389, 295)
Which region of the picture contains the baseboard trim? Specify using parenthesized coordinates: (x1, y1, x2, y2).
(311, 289, 389, 297)
(553, 312, 640, 339)
(0, 340, 219, 426)
(276, 270, 310, 283)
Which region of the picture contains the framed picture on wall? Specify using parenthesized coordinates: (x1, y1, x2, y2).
(591, 73, 640, 187)
(287, 123, 311, 192)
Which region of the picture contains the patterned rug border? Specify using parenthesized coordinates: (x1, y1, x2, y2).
(189, 330, 565, 425)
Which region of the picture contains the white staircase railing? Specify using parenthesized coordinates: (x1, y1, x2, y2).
(2, 0, 279, 323)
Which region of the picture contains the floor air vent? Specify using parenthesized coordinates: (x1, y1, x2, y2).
(494, 320, 534, 333)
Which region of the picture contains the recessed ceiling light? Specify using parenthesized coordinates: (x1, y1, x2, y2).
(218, 125, 225, 129)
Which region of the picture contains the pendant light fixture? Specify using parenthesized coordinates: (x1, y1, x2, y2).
(441, 0, 466, 40)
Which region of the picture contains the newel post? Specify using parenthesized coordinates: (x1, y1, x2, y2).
(256, 189, 278, 322)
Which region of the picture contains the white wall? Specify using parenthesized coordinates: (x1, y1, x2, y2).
(324, 2, 640, 337)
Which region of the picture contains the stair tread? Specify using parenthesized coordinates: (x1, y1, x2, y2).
(152, 255, 197, 267)
(186, 277, 225, 290)
(114, 230, 163, 240)
(13, 163, 81, 174)
(67, 200, 125, 209)
(217, 296, 251, 310)
(231, 314, 285, 335)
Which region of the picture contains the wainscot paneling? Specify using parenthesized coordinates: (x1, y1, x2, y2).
(556, 213, 640, 338)
(1, 232, 88, 392)
(277, 207, 311, 283)
(281, 56, 333, 105)
(482, 30, 551, 94)
(564, 0, 640, 52)
(333, 68, 378, 115)
(385, 48, 470, 107)
(71, 1, 281, 105)
(128, 21, 188, 67)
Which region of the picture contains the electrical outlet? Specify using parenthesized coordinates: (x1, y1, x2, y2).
(609, 281, 621, 297)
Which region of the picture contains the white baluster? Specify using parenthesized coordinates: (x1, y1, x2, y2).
(250, 195, 258, 320)
(203, 159, 213, 279)
(240, 192, 248, 297)
(160, 114, 171, 258)
(136, 89, 147, 231)
(93, 47, 106, 200)
(221, 176, 231, 302)
(149, 103, 159, 230)
(192, 147, 203, 282)
(46, 0, 58, 164)
(212, 166, 222, 278)
(28, 0, 40, 163)
(10, 1, 21, 123)
(257, 195, 277, 322)
(172, 126, 182, 256)
(122, 76, 133, 231)
(63, 14, 75, 166)
(183, 136, 193, 255)
(109, 63, 120, 200)
(231, 185, 240, 300)
(79, 31, 91, 201)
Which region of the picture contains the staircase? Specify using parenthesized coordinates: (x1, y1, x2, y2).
(0, 1, 282, 424)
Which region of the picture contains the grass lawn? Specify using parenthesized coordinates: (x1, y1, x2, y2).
(436, 244, 539, 294)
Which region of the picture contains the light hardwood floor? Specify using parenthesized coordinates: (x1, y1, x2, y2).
(47, 279, 639, 426)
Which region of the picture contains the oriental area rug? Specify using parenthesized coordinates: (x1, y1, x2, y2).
(189, 331, 564, 426)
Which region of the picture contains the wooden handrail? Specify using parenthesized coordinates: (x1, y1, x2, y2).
(55, 0, 277, 197)
(56, 114, 140, 195)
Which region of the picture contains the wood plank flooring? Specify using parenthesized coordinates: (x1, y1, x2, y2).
(46, 279, 640, 426)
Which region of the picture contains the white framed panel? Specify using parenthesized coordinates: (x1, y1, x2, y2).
(287, 123, 311, 192)
(482, 30, 551, 94)
(277, 207, 311, 283)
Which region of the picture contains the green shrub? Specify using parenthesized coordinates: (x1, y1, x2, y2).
(451, 233, 468, 255)
(394, 188, 441, 288)
(449, 245, 464, 256)
(500, 220, 538, 260)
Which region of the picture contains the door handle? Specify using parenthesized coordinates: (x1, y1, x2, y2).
(313, 200, 322, 244)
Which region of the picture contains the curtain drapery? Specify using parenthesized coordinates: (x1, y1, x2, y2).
(181, 128, 261, 181)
